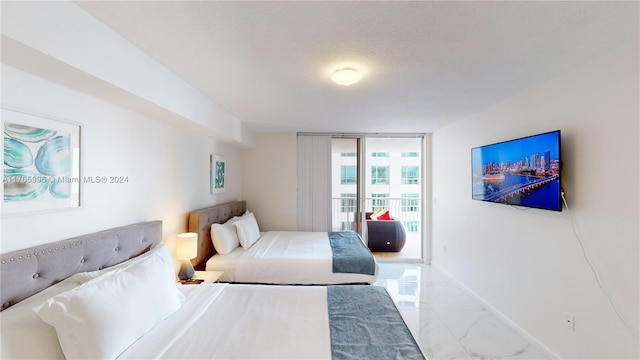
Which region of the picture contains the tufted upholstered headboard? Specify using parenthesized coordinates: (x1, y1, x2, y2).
(188, 201, 246, 270)
(0, 221, 162, 311)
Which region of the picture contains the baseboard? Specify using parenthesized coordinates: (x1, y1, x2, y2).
(431, 263, 562, 359)
(375, 257, 426, 264)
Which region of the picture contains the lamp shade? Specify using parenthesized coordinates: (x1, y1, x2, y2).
(176, 232, 197, 260)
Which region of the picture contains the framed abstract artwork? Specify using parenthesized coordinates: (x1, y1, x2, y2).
(211, 154, 226, 194)
(3, 108, 82, 217)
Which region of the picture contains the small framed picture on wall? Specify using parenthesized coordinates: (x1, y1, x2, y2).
(211, 154, 226, 194)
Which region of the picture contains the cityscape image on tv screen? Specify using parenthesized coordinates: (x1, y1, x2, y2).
(471, 130, 561, 211)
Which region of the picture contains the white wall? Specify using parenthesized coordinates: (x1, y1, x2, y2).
(241, 133, 297, 231)
(432, 44, 639, 358)
(1, 65, 242, 253)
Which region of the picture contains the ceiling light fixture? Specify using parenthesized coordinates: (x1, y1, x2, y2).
(331, 68, 362, 86)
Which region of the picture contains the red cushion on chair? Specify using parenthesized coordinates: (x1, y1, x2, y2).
(376, 210, 392, 220)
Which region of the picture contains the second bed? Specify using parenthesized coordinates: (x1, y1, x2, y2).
(188, 201, 379, 285)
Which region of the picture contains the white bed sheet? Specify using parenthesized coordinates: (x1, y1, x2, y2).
(120, 284, 331, 359)
(206, 231, 378, 284)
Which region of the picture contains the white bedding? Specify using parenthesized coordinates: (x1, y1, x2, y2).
(205, 231, 378, 284)
(121, 284, 331, 359)
(1, 273, 426, 360)
(1, 282, 331, 359)
(0, 278, 77, 359)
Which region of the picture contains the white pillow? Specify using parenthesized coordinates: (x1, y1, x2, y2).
(210, 217, 240, 255)
(0, 278, 84, 360)
(235, 212, 261, 249)
(66, 243, 169, 284)
(33, 246, 185, 360)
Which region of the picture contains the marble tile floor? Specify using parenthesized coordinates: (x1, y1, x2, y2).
(374, 263, 553, 360)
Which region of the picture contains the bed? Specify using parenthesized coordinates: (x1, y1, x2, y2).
(0, 220, 425, 360)
(188, 201, 379, 284)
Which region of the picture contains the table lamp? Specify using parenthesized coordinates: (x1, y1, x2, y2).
(177, 232, 197, 280)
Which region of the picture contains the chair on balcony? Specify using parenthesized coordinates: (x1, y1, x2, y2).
(364, 212, 407, 252)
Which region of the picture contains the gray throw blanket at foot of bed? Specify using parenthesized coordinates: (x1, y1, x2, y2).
(327, 285, 425, 360)
(328, 231, 376, 275)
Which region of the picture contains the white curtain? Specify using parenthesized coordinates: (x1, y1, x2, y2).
(297, 135, 332, 231)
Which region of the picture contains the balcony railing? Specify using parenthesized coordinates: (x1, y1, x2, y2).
(331, 197, 422, 232)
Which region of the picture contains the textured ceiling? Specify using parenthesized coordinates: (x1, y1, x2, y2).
(76, 1, 638, 134)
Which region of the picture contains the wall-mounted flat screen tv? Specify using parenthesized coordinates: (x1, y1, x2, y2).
(471, 130, 561, 211)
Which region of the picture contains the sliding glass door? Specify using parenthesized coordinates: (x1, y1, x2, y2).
(331, 135, 424, 260)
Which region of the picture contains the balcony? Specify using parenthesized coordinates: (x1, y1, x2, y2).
(331, 197, 422, 260)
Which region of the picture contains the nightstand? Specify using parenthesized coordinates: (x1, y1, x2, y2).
(178, 270, 224, 285)
(195, 270, 224, 283)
